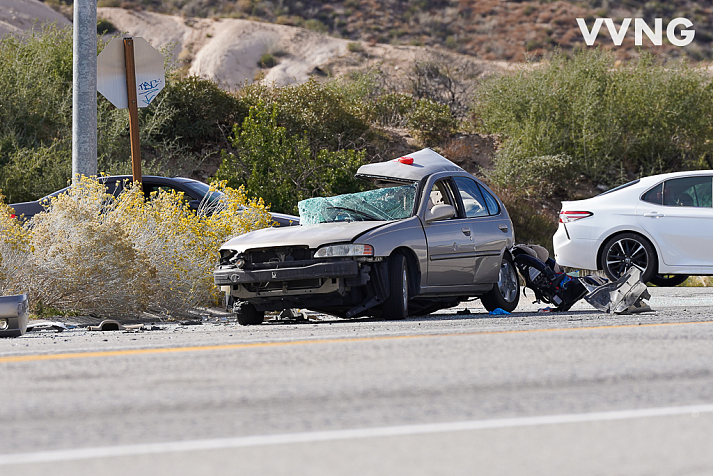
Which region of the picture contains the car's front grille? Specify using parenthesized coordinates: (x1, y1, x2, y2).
(247, 246, 312, 264)
(219, 246, 315, 269)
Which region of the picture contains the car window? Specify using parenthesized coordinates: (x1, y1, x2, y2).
(427, 180, 457, 216)
(180, 180, 224, 203)
(662, 176, 712, 207)
(453, 177, 489, 218)
(641, 183, 663, 205)
(478, 184, 501, 215)
(143, 184, 184, 200)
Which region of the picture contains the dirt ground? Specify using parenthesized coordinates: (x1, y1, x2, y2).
(0, 0, 70, 37)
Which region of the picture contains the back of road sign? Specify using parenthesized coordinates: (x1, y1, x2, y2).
(97, 37, 165, 109)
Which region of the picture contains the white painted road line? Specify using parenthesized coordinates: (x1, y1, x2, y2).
(1, 404, 711, 466)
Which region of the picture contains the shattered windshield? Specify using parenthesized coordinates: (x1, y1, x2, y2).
(298, 184, 418, 225)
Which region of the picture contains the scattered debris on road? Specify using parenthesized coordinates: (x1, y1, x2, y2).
(513, 244, 652, 315)
(25, 321, 69, 332)
(584, 268, 652, 314)
(87, 320, 144, 331)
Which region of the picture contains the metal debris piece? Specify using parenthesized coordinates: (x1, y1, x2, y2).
(277, 308, 306, 321)
(26, 321, 68, 333)
(87, 319, 144, 331)
(584, 267, 652, 314)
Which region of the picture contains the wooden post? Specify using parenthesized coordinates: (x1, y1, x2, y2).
(123, 37, 142, 187)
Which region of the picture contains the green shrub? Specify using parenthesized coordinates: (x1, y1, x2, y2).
(406, 98, 457, 147)
(1, 145, 71, 203)
(304, 19, 328, 33)
(216, 103, 367, 215)
(0, 26, 73, 153)
(96, 18, 117, 34)
(0, 26, 75, 202)
(496, 189, 558, 255)
(149, 75, 248, 148)
(257, 53, 276, 68)
(476, 50, 713, 192)
(239, 78, 371, 152)
(489, 154, 576, 199)
(444, 35, 458, 50)
(371, 93, 414, 127)
(347, 42, 364, 53)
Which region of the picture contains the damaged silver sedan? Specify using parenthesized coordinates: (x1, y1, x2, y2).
(214, 149, 519, 325)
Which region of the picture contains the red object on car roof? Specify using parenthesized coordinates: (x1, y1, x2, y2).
(398, 157, 414, 165)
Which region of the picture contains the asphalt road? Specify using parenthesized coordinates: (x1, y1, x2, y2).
(1, 287, 712, 475)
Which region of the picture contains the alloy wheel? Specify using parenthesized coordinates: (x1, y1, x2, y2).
(498, 259, 519, 303)
(605, 237, 649, 278)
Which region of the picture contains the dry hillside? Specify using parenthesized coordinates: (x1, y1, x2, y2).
(1, 0, 70, 36)
(41, 0, 713, 62)
(96, 7, 512, 89)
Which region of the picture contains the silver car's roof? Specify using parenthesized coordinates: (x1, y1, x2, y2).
(355, 148, 464, 183)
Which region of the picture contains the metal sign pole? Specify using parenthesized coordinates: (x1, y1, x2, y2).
(123, 37, 143, 187)
(71, 0, 98, 183)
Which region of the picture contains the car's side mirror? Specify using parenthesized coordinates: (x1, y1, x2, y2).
(425, 204, 455, 223)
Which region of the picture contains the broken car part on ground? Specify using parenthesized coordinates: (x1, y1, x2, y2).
(513, 245, 651, 315)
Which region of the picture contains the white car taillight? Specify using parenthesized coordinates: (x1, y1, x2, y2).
(559, 211, 593, 223)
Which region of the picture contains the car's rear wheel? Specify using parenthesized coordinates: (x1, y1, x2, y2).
(481, 254, 520, 313)
(236, 302, 265, 326)
(382, 254, 408, 320)
(648, 274, 688, 287)
(600, 233, 656, 283)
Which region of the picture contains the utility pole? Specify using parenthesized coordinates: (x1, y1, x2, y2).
(72, 0, 98, 183)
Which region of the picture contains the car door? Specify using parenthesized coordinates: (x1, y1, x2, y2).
(452, 176, 509, 284)
(636, 175, 713, 267)
(423, 178, 476, 286)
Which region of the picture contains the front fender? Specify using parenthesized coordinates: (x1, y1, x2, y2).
(357, 216, 427, 276)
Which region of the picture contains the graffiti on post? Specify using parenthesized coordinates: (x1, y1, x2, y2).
(138, 78, 163, 107)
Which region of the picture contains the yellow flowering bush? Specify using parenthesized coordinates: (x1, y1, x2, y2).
(0, 191, 31, 295)
(115, 179, 272, 314)
(22, 179, 157, 316)
(0, 177, 272, 317)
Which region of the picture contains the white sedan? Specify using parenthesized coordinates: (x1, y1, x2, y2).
(553, 170, 713, 286)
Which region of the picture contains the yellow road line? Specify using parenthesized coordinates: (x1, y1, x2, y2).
(1, 320, 711, 364)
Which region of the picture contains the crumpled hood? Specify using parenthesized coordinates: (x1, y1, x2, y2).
(220, 221, 389, 252)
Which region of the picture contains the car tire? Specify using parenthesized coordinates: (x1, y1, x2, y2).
(382, 254, 409, 320)
(600, 233, 656, 283)
(480, 254, 520, 313)
(648, 274, 688, 287)
(236, 302, 265, 326)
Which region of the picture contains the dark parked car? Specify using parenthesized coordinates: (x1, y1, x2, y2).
(9, 175, 299, 226)
(215, 148, 520, 325)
